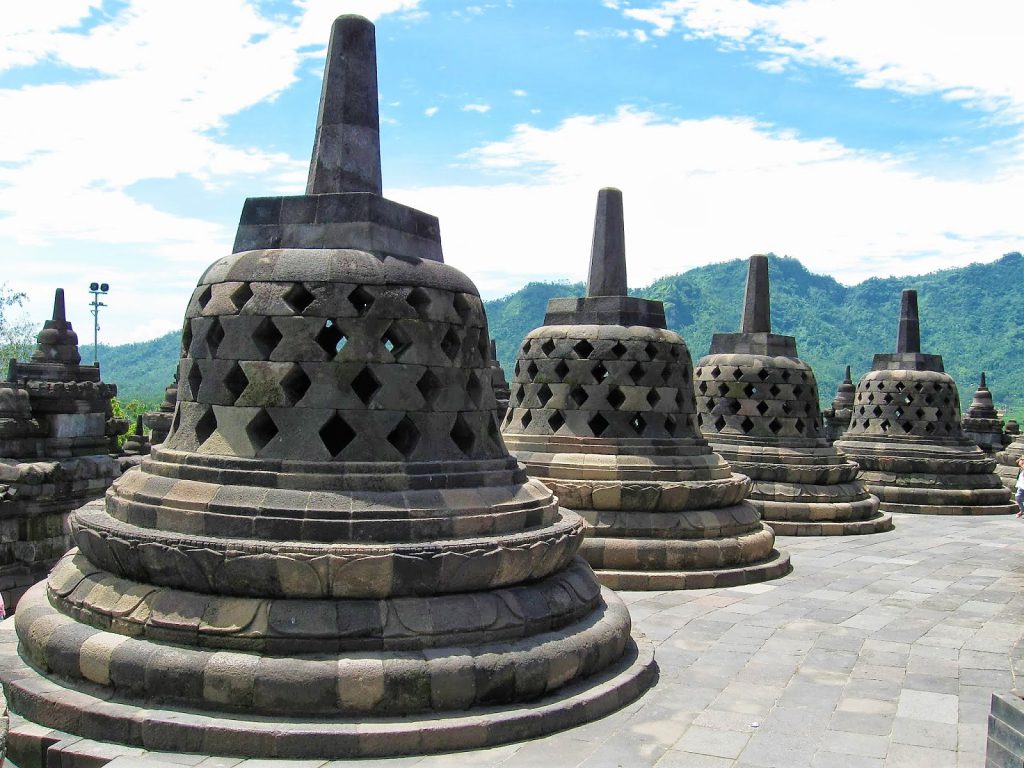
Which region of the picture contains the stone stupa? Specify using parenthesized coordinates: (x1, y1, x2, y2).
(995, 422, 1024, 491)
(835, 290, 1016, 515)
(693, 255, 890, 535)
(141, 374, 177, 445)
(0, 17, 654, 765)
(0, 290, 120, 609)
(961, 372, 1006, 455)
(822, 365, 855, 444)
(500, 189, 790, 589)
(489, 339, 511, 417)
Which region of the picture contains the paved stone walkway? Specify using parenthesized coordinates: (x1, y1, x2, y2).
(337, 512, 1024, 768)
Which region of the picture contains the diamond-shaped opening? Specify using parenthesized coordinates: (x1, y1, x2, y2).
(913, 382, 924, 391)
(195, 406, 217, 444)
(521, 341, 531, 355)
(879, 419, 891, 432)
(858, 406, 866, 416)
(514, 361, 521, 377)
(647, 388, 660, 407)
(756, 401, 769, 416)
(488, 413, 501, 445)
(769, 384, 781, 397)
(537, 383, 553, 407)
(901, 421, 914, 433)
(697, 413, 705, 427)
(348, 286, 375, 316)
(676, 389, 687, 409)
(768, 418, 782, 434)
(795, 418, 805, 432)
(944, 422, 952, 432)
(252, 316, 282, 358)
(187, 361, 203, 399)
(527, 360, 539, 378)
(631, 413, 646, 434)
(570, 385, 588, 407)
(743, 383, 756, 397)
(283, 283, 315, 314)
(554, 359, 570, 380)
(315, 320, 347, 359)
(697, 381, 708, 395)
(717, 382, 730, 396)
(607, 387, 626, 409)
(514, 385, 526, 405)
(450, 413, 475, 454)
(281, 364, 311, 406)
(740, 416, 755, 433)
(467, 371, 484, 406)
(574, 339, 595, 359)
(645, 342, 658, 360)
(181, 320, 193, 357)
(417, 369, 443, 407)
(206, 318, 225, 357)
(246, 409, 278, 453)
(197, 286, 212, 309)
(670, 345, 681, 359)
(895, 382, 906, 392)
(521, 410, 533, 429)
(629, 363, 645, 385)
(351, 367, 381, 405)
(664, 415, 677, 434)
(781, 370, 791, 382)
(453, 293, 473, 323)
(792, 385, 803, 398)
(387, 415, 421, 458)
(709, 366, 722, 379)
(867, 393, 875, 403)
(405, 287, 431, 319)
(872, 405, 884, 417)
(916, 408, 926, 419)
(541, 339, 556, 356)
(781, 402, 792, 415)
(757, 368, 770, 381)
(925, 422, 935, 433)
(695, 368, 703, 377)
(883, 393, 894, 404)
(894, 408, 904, 420)
(713, 415, 727, 431)
(381, 324, 411, 359)
(169, 405, 182, 437)
(727, 399, 742, 415)
(223, 362, 249, 403)
(707, 397, 717, 410)
(319, 412, 355, 457)
(861, 419, 870, 429)
(441, 328, 461, 362)
(588, 413, 609, 437)
(661, 365, 673, 384)
(731, 367, 743, 380)
(231, 283, 253, 311)
(548, 410, 565, 433)
(610, 342, 627, 359)
(592, 362, 609, 383)
(904, 394, 914, 405)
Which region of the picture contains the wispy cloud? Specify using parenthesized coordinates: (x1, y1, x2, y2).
(462, 103, 491, 113)
(424, 105, 439, 117)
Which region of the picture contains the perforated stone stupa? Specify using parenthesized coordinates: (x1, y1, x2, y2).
(961, 372, 1006, 455)
(823, 365, 856, 444)
(0, 17, 654, 765)
(500, 189, 790, 590)
(0, 290, 120, 609)
(693, 256, 889, 536)
(835, 290, 1016, 516)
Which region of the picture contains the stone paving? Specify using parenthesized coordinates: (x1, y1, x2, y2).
(327, 511, 1023, 768)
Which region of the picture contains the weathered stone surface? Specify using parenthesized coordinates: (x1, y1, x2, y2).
(963, 372, 1007, 455)
(822, 364, 855, 444)
(695, 256, 889, 536)
(0, 15, 653, 762)
(502, 193, 789, 588)
(836, 289, 1015, 516)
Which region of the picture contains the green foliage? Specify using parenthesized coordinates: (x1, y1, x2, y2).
(110, 396, 151, 448)
(0, 283, 37, 374)
(96, 330, 179, 405)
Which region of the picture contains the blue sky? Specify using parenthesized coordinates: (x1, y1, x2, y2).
(2, 0, 1023, 344)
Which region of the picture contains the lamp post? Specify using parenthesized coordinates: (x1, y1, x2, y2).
(88, 282, 109, 365)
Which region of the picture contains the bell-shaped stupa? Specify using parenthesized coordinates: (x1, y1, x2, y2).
(823, 365, 856, 444)
(489, 339, 511, 416)
(0, 290, 121, 609)
(501, 189, 790, 589)
(835, 290, 1016, 515)
(693, 256, 890, 535)
(141, 373, 177, 445)
(961, 372, 1006, 454)
(0, 17, 654, 763)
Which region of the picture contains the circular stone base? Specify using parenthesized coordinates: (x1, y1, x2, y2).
(589, 548, 791, 591)
(0, 616, 656, 760)
(767, 512, 894, 536)
(875, 501, 1017, 516)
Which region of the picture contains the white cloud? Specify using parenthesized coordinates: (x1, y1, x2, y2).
(512, 89, 527, 97)
(424, 105, 439, 117)
(392, 107, 1024, 298)
(462, 103, 491, 113)
(623, 0, 1024, 119)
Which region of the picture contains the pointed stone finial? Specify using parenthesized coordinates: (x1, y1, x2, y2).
(31, 288, 81, 365)
(740, 254, 771, 334)
(134, 415, 144, 436)
(586, 188, 627, 297)
(489, 339, 498, 361)
(896, 289, 920, 354)
(980, 371, 987, 388)
(53, 288, 67, 323)
(843, 365, 852, 384)
(306, 15, 383, 196)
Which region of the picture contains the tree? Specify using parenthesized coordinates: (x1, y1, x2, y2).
(0, 284, 36, 375)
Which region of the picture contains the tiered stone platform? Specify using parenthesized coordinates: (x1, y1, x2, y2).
(501, 190, 790, 590)
(962, 372, 1007, 455)
(694, 256, 889, 536)
(836, 290, 1015, 516)
(0, 16, 654, 764)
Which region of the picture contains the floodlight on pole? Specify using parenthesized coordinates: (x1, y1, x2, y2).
(88, 281, 109, 365)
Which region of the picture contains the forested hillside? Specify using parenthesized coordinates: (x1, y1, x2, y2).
(96, 253, 1024, 421)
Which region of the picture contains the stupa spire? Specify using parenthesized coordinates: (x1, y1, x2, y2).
(844, 364, 852, 384)
(306, 15, 382, 195)
(740, 254, 771, 334)
(586, 187, 627, 297)
(896, 289, 920, 354)
(52, 288, 67, 323)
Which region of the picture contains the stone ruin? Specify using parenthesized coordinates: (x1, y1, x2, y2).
(142, 375, 178, 447)
(489, 339, 510, 416)
(835, 290, 1016, 515)
(693, 255, 890, 536)
(961, 372, 1007, 455)
(0, 289, 121, 610)
(500, 189, 790, 589)
(995, 423, 1024, 491)
(0, 16, 655, 765)
(822, 365, 855, 444)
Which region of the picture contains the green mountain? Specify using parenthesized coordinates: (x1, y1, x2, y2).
(95, 253, 1024, 422)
